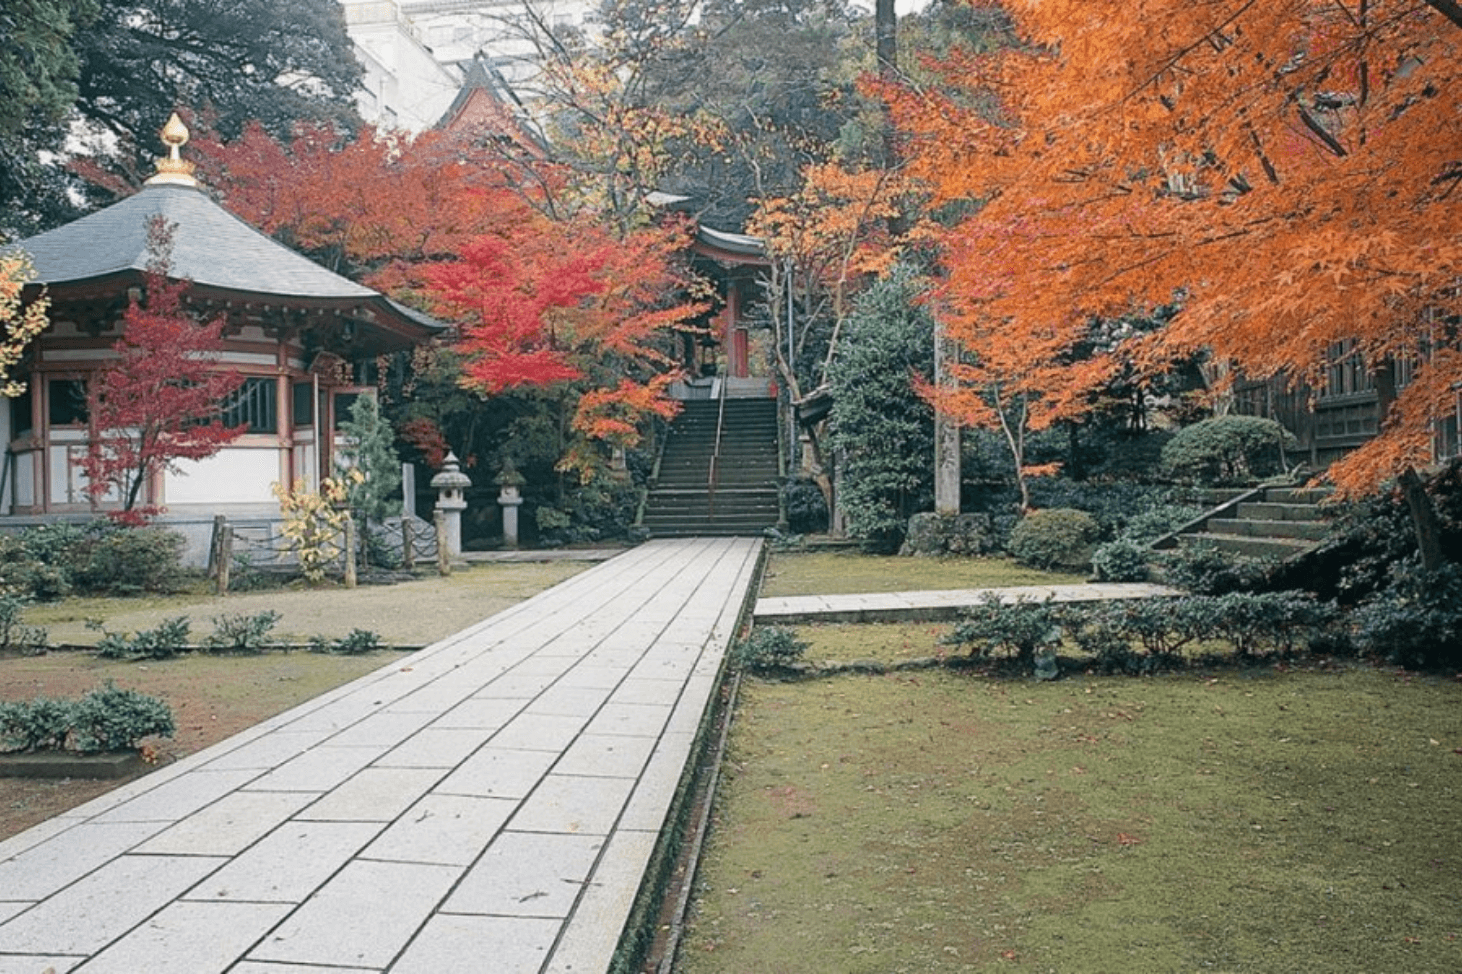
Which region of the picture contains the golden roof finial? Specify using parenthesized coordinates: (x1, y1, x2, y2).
(145, 112, 200, 187)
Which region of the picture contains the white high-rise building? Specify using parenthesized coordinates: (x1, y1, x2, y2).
(340, 0, 594, 132)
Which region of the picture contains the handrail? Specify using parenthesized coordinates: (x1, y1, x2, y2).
(707, 378, 727, 516)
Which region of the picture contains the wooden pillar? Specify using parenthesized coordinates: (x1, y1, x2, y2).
(343, 514, 357, 588)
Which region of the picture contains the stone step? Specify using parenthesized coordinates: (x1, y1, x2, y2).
(1179, 533, 1316, 559)
(1235, 501, 1325, 521)
(1265, 486, 1333, 505)
(1206, 517, 1331, 540)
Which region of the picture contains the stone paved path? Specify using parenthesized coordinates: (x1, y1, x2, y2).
(0, 537, 762, 974)
(753, 581, 1180, 624)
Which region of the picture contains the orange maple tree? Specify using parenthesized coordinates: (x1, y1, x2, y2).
(882, 0, 1461, 500)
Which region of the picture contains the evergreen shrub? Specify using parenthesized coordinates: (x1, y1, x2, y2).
(942, 594, 1060, 663)
(71, 682, 176, 753)
(734, 626, 808, 672)
(782, 478, 828, 535)
(1091, 539, 1150, 582)
(1158, 542, 1275, 594)
(1007, 508, 1101, 570)
(1351, 557, 1462, 669)
(1161, 415, 1297, 484)
(72, 526, 186, 594)
(0, 682, 174, 753)
(204, 611, 282, 653)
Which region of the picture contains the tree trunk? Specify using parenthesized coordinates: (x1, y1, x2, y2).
(1398, 466, 1445, 571)
(1422, 0, 1462, 31)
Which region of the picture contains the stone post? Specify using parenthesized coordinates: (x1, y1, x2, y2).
(934, 316, 961, 515)
(495, 458, 526, 549)
(431, 452, 471, 560)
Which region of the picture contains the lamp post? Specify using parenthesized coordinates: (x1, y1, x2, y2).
(495, 458, 525, 549)
(430, 452, 471, 559)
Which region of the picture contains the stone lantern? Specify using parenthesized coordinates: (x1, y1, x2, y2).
(495, 458, 526, 549)
(431, 452, 471, 558)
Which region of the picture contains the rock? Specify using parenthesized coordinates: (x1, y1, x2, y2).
(900, 512, 999, 557)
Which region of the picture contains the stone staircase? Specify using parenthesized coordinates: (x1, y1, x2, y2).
(1155, 486, 1334, 560)
(640, 398, 781, 537)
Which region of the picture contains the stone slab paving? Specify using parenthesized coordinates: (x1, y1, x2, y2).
(0, 537, 762, 974)
(753, 581, 1180, 625)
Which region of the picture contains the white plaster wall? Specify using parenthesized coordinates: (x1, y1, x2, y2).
(13, 451, 36, 508)
(48, 437, 103, 505)
(164, 448, 283, 506)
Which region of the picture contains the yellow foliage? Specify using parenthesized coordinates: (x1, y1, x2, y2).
(272, 479, 351, 584)
(0, 252, 51, 398)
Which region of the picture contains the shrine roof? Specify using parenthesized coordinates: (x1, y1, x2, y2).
(16, 181, 382, 303)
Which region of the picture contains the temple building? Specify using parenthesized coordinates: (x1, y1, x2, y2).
(3, 114, 442, 524)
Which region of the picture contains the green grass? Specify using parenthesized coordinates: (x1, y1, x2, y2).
(683, 663, 1462, 973)
(761, 551, 1087, 598)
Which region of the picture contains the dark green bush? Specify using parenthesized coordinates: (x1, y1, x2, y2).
(1007, 508, 1100, 570)
(71, 682, 176, 753)
(1158, 541, 1275, 594)
(336, 628, 383, 654)
(0, 534, 71, 601)
(942, 594, 1061, 664)
(19, 522, 87, 566)
(204, 611, 282, 653)
(1091, 539, 1150, 582)
(782, 478, 829, 535)
(734, 626, 808, 671)
(1161, 415, 1298, 484)
(308, 628, 384, 654)
(1351, 557, 1462, 669)
(72, 526, 186, 595)
(1027, 482, 1190, 538)
(1061, 603, 1162, 674)
(94, 616, 192, 660)
(1203, 591, 1339, 657)
(1118, 504, 1205, 544)
(1062, 591, 1338, 671)
(0, 697, 75, 751)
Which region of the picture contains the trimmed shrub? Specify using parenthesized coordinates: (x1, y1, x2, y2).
(942, 594, 1061, 664)
(1061, 603, 1160, 674)
(1161, 415, 1298, 484)
(734, 626, 808, 672)
(782, 478, 829, 535)
(1203, 591, 1339, 658)
(1007, 508, 1100, 570)
(0, 534, 71, 601)
(1091, 539, 1150, 582)
(71, 682, 176, 753)
(94, 617, 192, 660)
(1063, 591, 1338, 671)
(1027, 481, 1190, 538)
(0, 697, 75, 751)
(1158, 541, 1275, 594)
(72, 526, 187, 595)
(1118, 504, 1205, 544)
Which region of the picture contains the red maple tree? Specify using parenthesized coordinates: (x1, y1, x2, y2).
(81, 222, 245, 521)
(194, 123, 704, 477)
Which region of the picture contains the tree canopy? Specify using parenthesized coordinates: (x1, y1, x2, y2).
(2, 0, 361, 238)
(196, 123, 704, 481)
(883, 0, 1461, 496)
